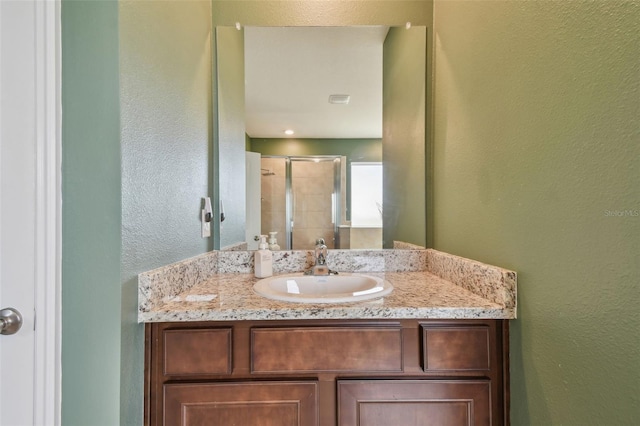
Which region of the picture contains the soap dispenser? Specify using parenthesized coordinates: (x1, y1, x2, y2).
(254, 235, 273, 278)
(268, 231, 280, 251)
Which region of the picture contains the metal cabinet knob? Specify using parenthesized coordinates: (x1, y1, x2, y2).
(0, 308, 23, 335)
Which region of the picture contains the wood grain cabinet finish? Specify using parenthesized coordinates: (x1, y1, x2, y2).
(164, 381, 318, 426)
(251, 325, 402, 373)
(145, 320, 509, 426)
(338, 379, 491, 426)
(421, 324, 492, 372)
(163, 328, 232, 376)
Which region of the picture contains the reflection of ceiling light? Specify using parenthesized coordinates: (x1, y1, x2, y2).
(284, 129, 294, 135)
(328, 94, 350, 105)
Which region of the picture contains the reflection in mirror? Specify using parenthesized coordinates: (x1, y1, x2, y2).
(260, 156, 347, 251)
(215, 25, 426, 251)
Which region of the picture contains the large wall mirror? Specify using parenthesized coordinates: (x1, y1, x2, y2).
(214, 23, 426, 251)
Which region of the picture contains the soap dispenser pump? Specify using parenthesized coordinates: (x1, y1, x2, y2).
(254, 235, 273, 278)
(268, 231, 280, 251)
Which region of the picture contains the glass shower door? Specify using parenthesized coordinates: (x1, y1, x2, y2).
(290, 158, 340, 250)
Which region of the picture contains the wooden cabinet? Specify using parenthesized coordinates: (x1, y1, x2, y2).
(162, 328, 232, 376)
(164, 382, 318, 426)
(338, 380, 491, 426)
(145, 320, 509, 426)
(251, 325, 403, 373)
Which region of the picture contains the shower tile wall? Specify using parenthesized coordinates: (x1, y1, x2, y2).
(260, 158, 286, 246)
(291, 160, 336, 249)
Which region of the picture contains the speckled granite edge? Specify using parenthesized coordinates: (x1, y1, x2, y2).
(215, 249, 429, 274)
(139, 249, 429, 312)
(426, 249, 517, 310)
(138, 270, 514, 322)
(138, 251, 218, 312)
(329, 249, 428, 272)
(138, 248, 516, 316)
(383, 250, 429, 272)
(139, 307, 516, 323)
(216, 249, 312, 274)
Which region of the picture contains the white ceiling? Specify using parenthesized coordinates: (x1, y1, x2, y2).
(244, 26, 389, 139)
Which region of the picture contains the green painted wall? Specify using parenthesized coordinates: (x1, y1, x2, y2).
(61, 0, 122, 424)
(250, 138, 382, 161)
(63, 0, 639, 423)
(62, 2, 433, 424)
(61, 0, 213, 424)
(433, 1, 640, 424)
(119, 1, 212, 423)
(383, 26, 427, 248)
(212, 0, 432, 27)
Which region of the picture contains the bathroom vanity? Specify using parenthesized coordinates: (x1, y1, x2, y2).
(139, 249, 516, 426)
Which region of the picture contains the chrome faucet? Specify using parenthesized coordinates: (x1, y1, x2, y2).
(315, 238, 327, 265)
(305, 238, 338, 276)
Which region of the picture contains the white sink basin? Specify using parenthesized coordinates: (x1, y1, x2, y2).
(253, 273, 393, 303)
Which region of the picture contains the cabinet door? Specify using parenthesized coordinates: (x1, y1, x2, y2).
(421, 324, 492, 372)
(164, 381, 318, 426)
(163, 328, 232, 376)
(338, 380, 491, 426)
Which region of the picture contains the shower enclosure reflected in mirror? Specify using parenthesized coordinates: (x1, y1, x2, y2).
(215, 25, 426, 251)
(260, 156, 345, 250)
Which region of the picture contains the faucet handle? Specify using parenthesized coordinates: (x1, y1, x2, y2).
(315, 245, 327, 264)
(315, 238, 326, 246)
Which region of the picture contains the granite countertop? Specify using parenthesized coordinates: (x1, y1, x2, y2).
(138, 249, 517, 323)
(139, 271, 511, 322)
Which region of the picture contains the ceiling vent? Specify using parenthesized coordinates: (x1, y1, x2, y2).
(328, 94, 350, 105)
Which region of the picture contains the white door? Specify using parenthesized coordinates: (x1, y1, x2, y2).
(245, 151, 262, 250)
(1, 0, 61, 425)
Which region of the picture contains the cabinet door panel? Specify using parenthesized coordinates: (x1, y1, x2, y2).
(338, 380, 491, 426)
(358, 401, 471, 425)
(182, 402, 299, 426)
(164, 381, 318, 426)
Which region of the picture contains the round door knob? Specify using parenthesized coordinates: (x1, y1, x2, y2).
(0, 307, 23, 335)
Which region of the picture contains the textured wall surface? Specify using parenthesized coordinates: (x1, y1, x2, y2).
(433, 1, 639, 424)
(211, 0, 432, 27)
(119, 1, 212, 423)
(61, 1, 122, 424)
(62, 1, 434, 424)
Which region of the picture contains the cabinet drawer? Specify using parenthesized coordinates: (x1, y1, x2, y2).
(251, 325, 403, 373)
(164, 381, 318, 426)
(421, 324, 491, 372)
(338, 379, 491, 426)
(163, 328, 232, 375)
